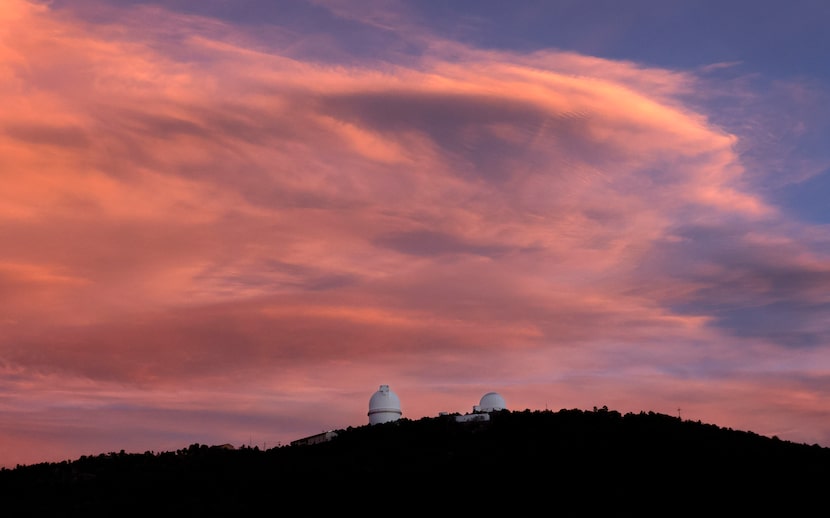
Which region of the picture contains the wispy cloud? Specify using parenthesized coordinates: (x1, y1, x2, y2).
(1, 0, 829, 467)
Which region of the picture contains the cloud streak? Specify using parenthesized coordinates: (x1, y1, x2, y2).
(1, 0, 829, 467)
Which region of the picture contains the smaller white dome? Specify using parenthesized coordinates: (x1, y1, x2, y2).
(479, 392, 506, 412)
(368, 385, 402, 425)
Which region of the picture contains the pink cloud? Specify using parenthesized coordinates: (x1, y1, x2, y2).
(0, 0, 828, 468)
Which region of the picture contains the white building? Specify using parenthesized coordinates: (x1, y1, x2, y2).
(455, 392, 507, 423)
(474, 392, 507, 413)
(290, 430, 338, 447)
(368, 384, 402, 425)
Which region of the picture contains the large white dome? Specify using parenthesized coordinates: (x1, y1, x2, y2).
(368, 385, 402, 425)
(479, 392, 506, 412)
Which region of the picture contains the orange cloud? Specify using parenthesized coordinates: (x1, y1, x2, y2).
(0, 0, 828, 468)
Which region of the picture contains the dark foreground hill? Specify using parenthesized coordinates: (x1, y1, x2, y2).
(3, 407, 829, 516)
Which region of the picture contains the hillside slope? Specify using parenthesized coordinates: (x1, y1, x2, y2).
(3, 407, 829, 515)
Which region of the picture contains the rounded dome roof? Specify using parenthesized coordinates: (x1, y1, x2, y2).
(479, 392, 506, 412)
(368, 385, 402, 425)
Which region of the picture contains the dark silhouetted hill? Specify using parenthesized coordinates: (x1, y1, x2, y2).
(2, 407, 829, 516)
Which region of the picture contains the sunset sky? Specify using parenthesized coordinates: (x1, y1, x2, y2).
(2, 0, 830, 468)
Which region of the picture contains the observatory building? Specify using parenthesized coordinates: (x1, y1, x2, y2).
(475, 392, 507, 413)
(368, 384, 402, 425)
(454, 392, 507, 423)
(292, 386, 506, 445)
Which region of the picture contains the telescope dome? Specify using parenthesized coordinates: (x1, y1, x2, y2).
(368, 385, 402, 425)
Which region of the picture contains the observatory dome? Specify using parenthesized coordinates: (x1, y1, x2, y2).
(368, 384, 402, 425)
(479, 392, 507, 412)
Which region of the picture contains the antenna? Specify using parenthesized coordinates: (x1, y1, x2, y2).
(677, 408, 682, 420)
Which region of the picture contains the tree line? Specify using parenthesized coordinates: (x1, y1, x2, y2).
(2, 407, 829, 515)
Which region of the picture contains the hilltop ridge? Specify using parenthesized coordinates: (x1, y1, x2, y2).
(3, 407, 829, 515)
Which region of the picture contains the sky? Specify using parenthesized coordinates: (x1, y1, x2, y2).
(2, 0, 830, 468)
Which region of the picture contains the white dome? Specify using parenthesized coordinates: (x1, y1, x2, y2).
(479, 392, 506, 412)
(368, 384, 402, 425)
